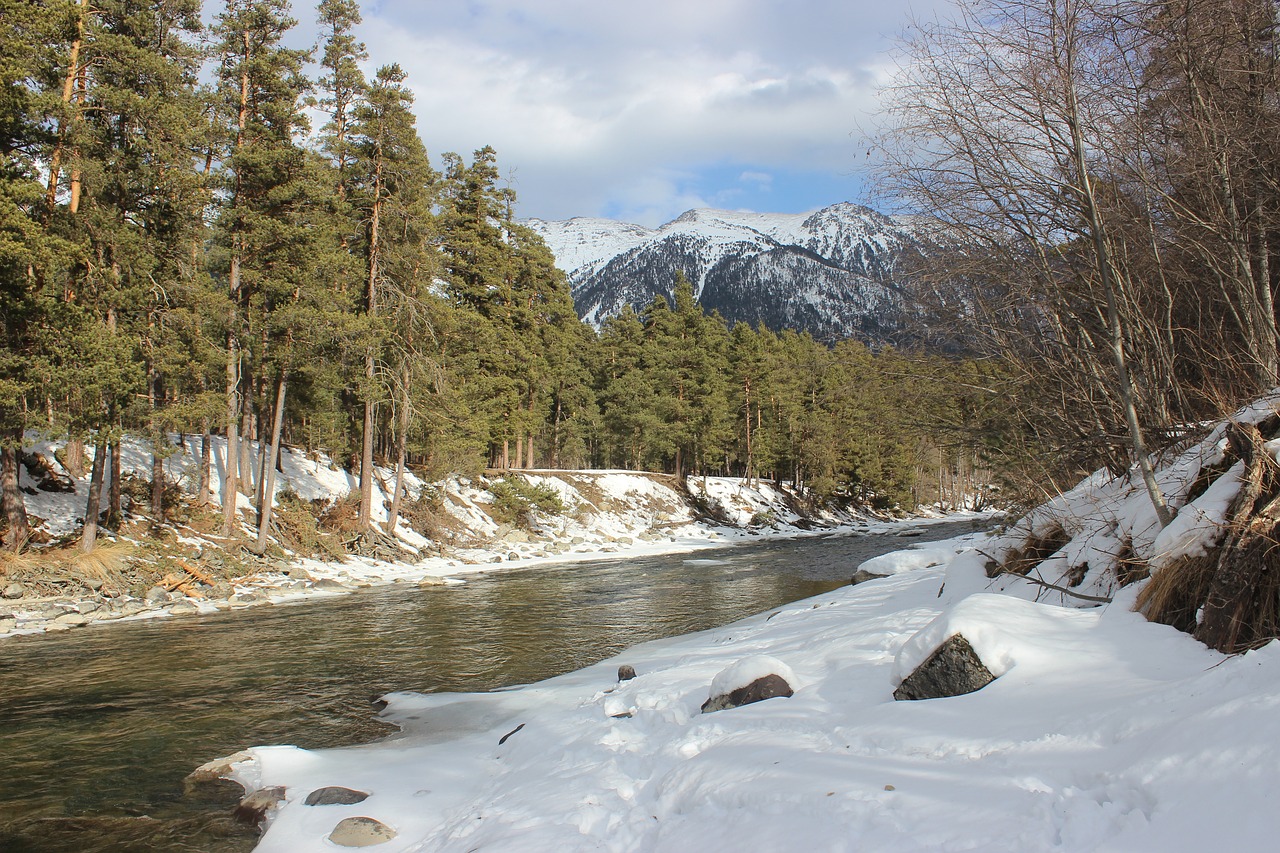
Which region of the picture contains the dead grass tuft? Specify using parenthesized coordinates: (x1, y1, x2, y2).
(989, 523, 1069, 578)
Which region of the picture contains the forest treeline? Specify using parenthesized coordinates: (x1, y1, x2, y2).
(0, 0, 998, 552)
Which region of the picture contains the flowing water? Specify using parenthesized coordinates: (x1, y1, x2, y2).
(0, 521, 984, 852)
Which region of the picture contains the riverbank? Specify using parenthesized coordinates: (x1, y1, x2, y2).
(0, 510, 985, 640)
(0, 434, 991, 639)
(210, 525, 1277, 853)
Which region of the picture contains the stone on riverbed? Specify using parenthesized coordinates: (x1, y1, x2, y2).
(329, 816, 397, 847)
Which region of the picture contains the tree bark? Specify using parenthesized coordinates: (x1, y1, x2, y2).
(1, 434, 30, 552)
(79, 437, 107, 553)
(385, 364, 411, 537)
(198, 420, 212, 506)
(253, 373, 288, 555)
(107, 440, 121, 528)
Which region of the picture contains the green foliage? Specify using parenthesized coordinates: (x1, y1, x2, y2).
(488, 476, 565, 527)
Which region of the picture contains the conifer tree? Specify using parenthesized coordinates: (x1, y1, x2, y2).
(210, 0, 311, 538)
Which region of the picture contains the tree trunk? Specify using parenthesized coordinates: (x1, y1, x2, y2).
(107, 440, 121, 528)
(1, 434, 30, 552)
(386, 365, 410, 537)
(222, 331, 241, 537)
(253, 374, 288, 555)
(44, 0, 89, 212)
(65, 437, 85, 479)
(198, 421, 212, 506)
(514, 432, 524, 469)
(1194, 422, 1280, 652)
(357, 159, 383, 535)
(1060, 5, 1172, 528)
(79, 437, 107, 553)
(527, 435, 534, 470)
(149, 360, 164, 526)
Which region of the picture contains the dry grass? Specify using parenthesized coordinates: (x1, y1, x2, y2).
(1136, 550, 1219, 634)
(988, 523, 1069, 578)
(69, 541, 133, 580)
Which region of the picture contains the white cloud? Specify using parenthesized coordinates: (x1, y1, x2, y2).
(338, 0, 959, 224)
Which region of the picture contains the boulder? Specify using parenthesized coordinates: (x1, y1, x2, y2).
(168, 602, 200, 617)
(305, 786, 369, 806)
(0, 616, 16, 632)
(617, 664, 637, 682)
(892, 634, 995, 701)
(144, 586, 169, 605)
(702, 673, 793, 712)
(53, 612, 89, 628)
(3, 582, 25, 599)
(328, 816, 398, 847)
(850, 569, 888, 586)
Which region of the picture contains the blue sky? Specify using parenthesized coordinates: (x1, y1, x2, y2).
(298, 1, 954, 226)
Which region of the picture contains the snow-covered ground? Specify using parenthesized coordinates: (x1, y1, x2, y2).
(210, 525, 1275, 852)
(201, 393, 1280, 852)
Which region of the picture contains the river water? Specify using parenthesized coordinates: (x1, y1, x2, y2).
(0, 520, 983, 852)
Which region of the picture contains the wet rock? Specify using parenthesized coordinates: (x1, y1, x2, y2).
(506, 551, 520, 561)
(311, 578, 347, 592)
(417, 576, 447, 587)
(53, 612, 90, 628)
(305, 786, 369, 806)
(617, 664, 637, 682)
(328, 816, 398, 847)
(893, 634, 995, 701)
(168, 602, 200, 617)
(186, 750, 253, 788)
(3, 582, 24, 599)
(850, 569, 888, 586)
(234, 786, 286, 826)
(702, 673, 793, 713)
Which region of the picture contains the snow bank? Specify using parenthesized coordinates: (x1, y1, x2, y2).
(942, 391, 1280, 607)
(216, 531, 1278, 853)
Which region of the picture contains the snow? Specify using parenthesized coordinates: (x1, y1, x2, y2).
(186, 394, 1280, 853)
(214, 527, 1276, 853)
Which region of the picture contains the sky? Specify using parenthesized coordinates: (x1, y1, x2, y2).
(294, 1, 955, 226)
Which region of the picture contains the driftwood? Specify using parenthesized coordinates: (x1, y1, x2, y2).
(1193, 421, 1280, 653)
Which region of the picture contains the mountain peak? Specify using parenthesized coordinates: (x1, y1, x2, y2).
(526, 202, 924, 342)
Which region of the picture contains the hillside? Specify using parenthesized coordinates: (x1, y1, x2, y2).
(526, 203, 927, 343)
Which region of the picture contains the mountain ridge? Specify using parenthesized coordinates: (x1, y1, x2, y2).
(526, 202, 925, 342)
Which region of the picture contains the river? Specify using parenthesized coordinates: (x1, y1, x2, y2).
(0, 520, 983, 852)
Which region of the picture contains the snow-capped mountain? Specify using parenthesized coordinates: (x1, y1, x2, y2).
(526, 202, 927, 343)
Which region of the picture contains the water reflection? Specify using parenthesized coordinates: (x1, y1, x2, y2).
(0, 520, 982, 851)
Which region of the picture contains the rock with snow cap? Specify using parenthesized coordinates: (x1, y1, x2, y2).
(702, 655, 796, 713)
(892, 634, 995, 701)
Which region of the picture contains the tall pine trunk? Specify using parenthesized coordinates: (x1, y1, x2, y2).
(385, 363, 410, 537)
(79, 436, 107, 553)
(107, 439, 121, 528)
(198, 420, 212, 506)
(358, 158, 383, 535)
(253, 373, 288, 555)
(1, 430, 30, 552)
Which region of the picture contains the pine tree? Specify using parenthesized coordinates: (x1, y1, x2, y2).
(210, 0, 312, 538)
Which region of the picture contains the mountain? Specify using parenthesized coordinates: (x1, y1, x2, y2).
(526, 202, 928, 343)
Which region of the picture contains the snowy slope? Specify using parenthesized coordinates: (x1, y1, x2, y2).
(527, 202, 926, 342)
